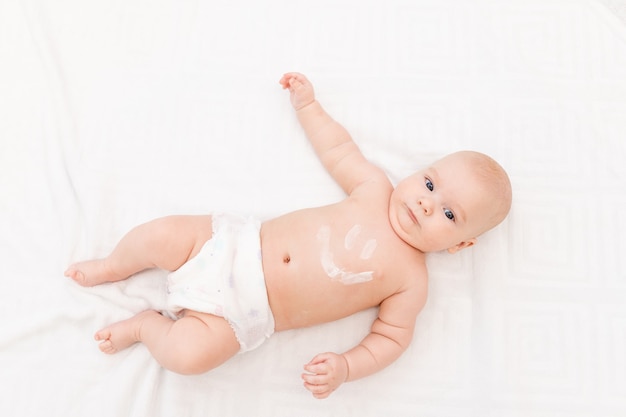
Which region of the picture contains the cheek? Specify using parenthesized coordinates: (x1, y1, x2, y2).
(422, 218, 455, 246)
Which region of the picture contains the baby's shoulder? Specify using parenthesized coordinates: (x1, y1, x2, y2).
(349, 172, 393, 200)
(382, 249, 428, 288)
(343, 184, 392, 216)
(377, 255, 428, 318)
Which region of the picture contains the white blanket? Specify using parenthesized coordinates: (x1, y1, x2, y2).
(1, 0, 625, 415)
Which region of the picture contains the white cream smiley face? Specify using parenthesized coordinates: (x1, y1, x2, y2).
(316, 225, 377, 285)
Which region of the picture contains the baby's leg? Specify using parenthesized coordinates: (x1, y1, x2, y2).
(95, 310, 240, 374)
(65, 215, 214, 286)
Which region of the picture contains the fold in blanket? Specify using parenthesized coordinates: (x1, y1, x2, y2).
(1, 1, 625, 416)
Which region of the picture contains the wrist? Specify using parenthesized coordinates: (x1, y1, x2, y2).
(294, 99, 317, 112)
(340, 353, 350, 382)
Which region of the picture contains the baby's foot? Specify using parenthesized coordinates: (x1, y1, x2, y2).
(64, 259, 122, 287)
(94, 311, 153, 354)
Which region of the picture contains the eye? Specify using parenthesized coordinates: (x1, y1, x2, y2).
(425, 178, 434, 191)
(444, 208, 455, 221)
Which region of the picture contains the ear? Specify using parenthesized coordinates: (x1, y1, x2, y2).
(447, 238, 477, 254)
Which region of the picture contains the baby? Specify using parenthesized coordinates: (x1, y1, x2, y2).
(65, 72, 512, 399)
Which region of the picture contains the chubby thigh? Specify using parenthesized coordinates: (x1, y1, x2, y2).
(141, 309, 240, 375)
(177, 309, 241, 372)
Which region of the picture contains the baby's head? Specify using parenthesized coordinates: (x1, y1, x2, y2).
(388, 151, 512, 253)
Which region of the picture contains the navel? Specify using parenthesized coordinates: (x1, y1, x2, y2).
(283, 254, 291, 264)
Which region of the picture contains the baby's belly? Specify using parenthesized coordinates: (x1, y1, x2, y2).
(260, 216, 384, 331)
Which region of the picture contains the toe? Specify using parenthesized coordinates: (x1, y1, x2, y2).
(64, 267, 76, 279)
(66, 268, 86, 285)
(94, 328, 110, 341)
(98, 340, 115, 354)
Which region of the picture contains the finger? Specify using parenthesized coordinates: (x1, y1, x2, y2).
(278, 76, 291, 89)
(302, 373, 327, 385)
(279, 73, 295, 87)
(280, 72, 298, 83)
(282, 71, 302, 80)
(304, 353, 332, 372)
(304, 362, 329, 375)
(313, 391, 331, 400)
(288, 76, 303, 90)
(306, 352, 332, 365)
(288, 72, 306, 83)
(303, 381, 329, 395)
(306, 384, 332, 400)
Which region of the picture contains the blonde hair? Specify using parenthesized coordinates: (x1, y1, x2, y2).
(457, 150, 512, 232)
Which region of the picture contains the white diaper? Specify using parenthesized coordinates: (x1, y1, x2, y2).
(165, 213, 275, 353)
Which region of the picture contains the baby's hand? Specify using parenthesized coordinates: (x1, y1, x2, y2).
(279, 72, 315, 111)
(301, 352, 349, 399)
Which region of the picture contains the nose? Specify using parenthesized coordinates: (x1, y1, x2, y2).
(419, 197, 434, 215)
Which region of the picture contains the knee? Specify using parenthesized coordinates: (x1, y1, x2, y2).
(166, 343, 233, 375)
(142, 216, 182, 238)
(160, 316, 238, 375)
(146, 215, 213, 245)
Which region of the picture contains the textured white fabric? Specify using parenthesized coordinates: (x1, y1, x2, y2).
(1, 0, 625, 416)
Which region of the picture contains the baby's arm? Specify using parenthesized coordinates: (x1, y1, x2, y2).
(279, 72, 385, 195)
(302, 281, 427, 399)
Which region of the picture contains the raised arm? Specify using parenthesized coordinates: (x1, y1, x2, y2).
(301, 279, 427, 399)
(279, 72, 384, 195)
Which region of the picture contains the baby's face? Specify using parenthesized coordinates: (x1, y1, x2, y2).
(388, 153, 496, 253)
